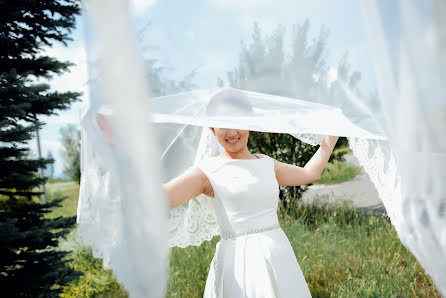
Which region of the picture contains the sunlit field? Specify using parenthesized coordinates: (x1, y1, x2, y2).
(46, 172, 440, 297)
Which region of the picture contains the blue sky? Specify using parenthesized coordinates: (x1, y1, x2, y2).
(140, 0, 376, 88)
(32, 0, 385, 176)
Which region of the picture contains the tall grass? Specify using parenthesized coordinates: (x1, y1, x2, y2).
(279, 202, 440, 297)
(47, 181, 440, 297)
(166, 202, 440, 298)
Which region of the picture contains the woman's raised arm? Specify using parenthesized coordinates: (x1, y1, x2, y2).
(96, 112, 210, 207)
(273, 135, 339, 186)
(162, 167, 211, 207)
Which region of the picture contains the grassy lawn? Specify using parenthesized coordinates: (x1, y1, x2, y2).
(281, 209, 439, 297)
(42, 181, 127, 297)
(314, 159, 362, 185)
(312, 146, 362, 185)
(45, 172, 440, 297)
(44, 180, 80, 218)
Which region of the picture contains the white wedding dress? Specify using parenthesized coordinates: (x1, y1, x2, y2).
(197, 153, 312, 298)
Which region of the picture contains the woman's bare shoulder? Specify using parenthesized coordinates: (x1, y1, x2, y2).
(188, 163, 214, 198)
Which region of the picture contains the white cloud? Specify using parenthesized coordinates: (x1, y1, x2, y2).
(131, 0, 157, 15)
(42, 110, 82, 126)
(41, 140, 63, 152)
(208, 0, 274, 11)
(38, 44, 88, 94)
(327, 67, 338, 87)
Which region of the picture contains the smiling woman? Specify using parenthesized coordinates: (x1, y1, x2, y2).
(210, 127, 251, 158)
(161, 97, 335, 296)
(205, 88, 255, 159)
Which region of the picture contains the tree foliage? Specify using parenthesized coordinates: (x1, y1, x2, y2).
(145, 59, 197, 97)
(0, 0, 82, 295)
(0, 199, 81, 296)
(222, 21, 360, 213)
(0, 0, 82, 200)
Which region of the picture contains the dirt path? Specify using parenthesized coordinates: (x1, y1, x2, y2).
(301, 153, 385, 210)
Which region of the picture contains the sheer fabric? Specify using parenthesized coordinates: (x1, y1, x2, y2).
(77, 0, 446, 296)
(357, 2, 446, 293)
(149, 87, 385, 250)
(77, 1, 168, 297)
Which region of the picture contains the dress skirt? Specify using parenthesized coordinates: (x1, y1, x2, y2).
(203, 227, 312, 298)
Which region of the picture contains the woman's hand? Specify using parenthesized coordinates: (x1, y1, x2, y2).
(303, 135, 339, 180)
(96, 113, 115, 146)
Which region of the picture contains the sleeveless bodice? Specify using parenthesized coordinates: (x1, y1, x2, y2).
(197, 154, 280, 238)
(199, 154, 312, 297)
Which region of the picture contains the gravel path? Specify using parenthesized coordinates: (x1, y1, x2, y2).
(301, 153, 385, 210)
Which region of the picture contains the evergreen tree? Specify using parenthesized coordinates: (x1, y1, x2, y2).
(223, 21, 359, 214)
(0, 0, 82, 295)
(0, 0, 82, 201)
(0, 199, 81, 296)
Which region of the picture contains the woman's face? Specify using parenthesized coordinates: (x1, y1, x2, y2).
(212, 127, 250, 153)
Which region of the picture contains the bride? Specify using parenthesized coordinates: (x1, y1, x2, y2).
(97, 104, 339, 297)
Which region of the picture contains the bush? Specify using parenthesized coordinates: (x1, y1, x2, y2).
(60, 244, 126, 297)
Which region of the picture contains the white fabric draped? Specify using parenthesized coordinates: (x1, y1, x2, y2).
(357, 1, 446, 293)
(77, 0, 445, 296)
(77, 0, 168, 297)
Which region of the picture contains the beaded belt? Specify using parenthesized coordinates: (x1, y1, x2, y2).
(220, 223, 281, 240)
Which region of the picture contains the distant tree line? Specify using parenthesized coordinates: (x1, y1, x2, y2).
(220, 22, 362, 213)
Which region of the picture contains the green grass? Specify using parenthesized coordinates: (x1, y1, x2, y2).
(44, 180, 80, 218)
(280, 206, 439, 297)
(167, 201, 440, 298)
(47, 177, 73, 184)
(41, 180, 127, 297)
(314, 159, 362, 185)
(48, 179, 440, 297)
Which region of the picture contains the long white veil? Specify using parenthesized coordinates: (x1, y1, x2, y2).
(149, 87, 386, 248)
(77, 0, 445, 296)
